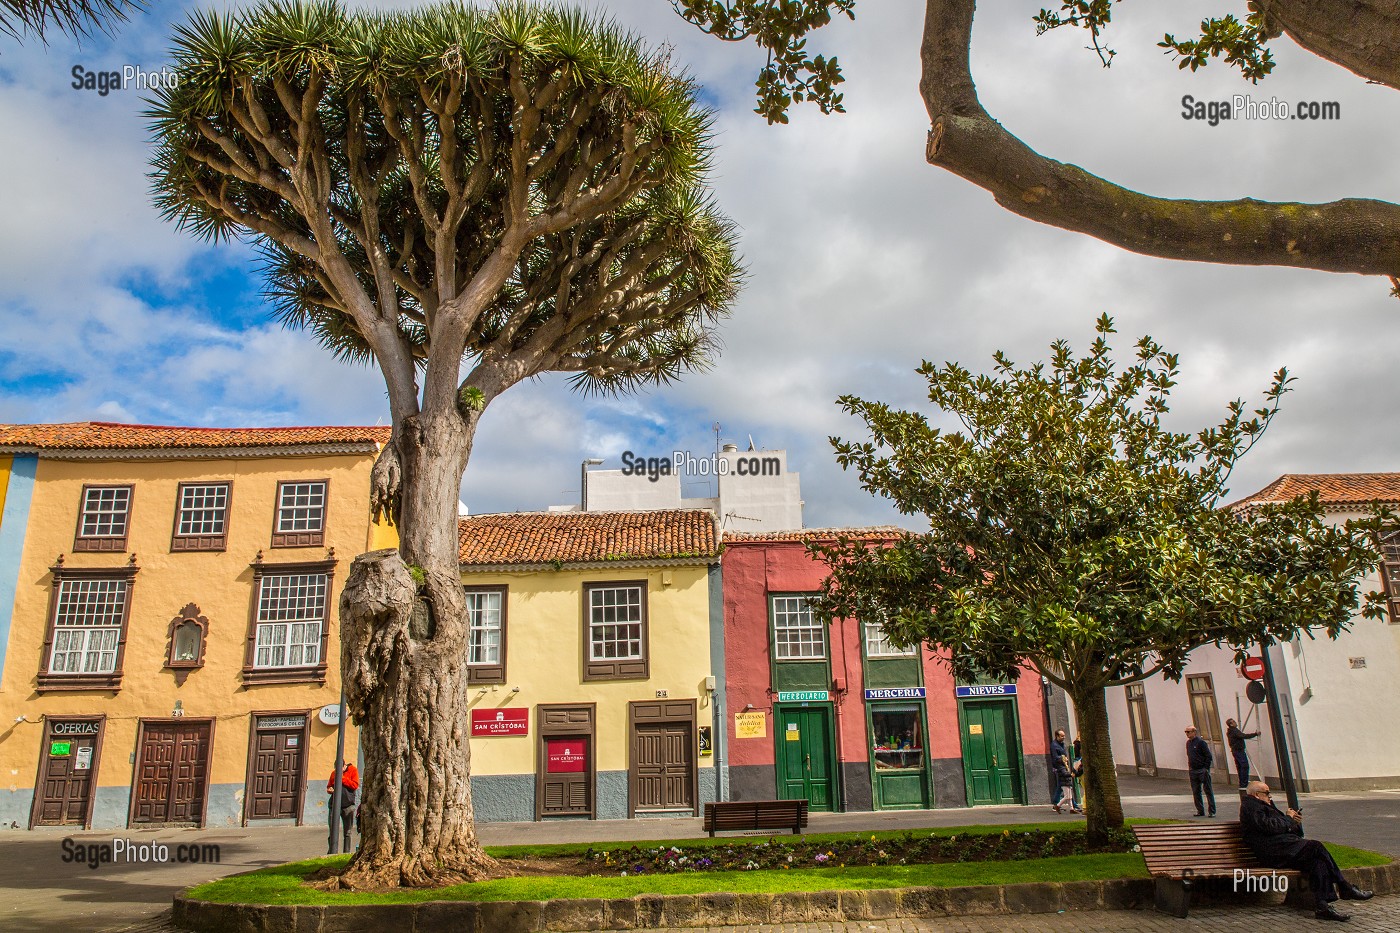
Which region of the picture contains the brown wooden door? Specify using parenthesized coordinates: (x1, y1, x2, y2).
(249, 730, 304, 819)
(35, 730, 99, 826)
(134, 720, 211, 825)
(633, 722, 694, 810)
(536, 704, 595, 819)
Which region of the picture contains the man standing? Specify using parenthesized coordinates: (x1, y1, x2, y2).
(1226, 717, 1261, 789)
(1049, 729, 1081, 814)
(1185, 726, 1215, 817)
(1239, 781, 1372, 921)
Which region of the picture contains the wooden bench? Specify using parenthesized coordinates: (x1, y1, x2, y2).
(703, 799, 808, 837)
(1133, 822, 1301, 917)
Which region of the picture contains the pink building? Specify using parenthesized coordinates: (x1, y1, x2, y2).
(722, 530, 1053, 811)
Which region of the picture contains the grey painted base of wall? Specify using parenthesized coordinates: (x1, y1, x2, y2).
(841, 762, 872, 812)
(471, 770, 718, 823)
(174, 863, 1400, 932)
(1024, 756, 1050, 805)
(1116, 763, 1400, 794)
(931, 757, 966, 808)
(729, 764, 777, 804)
(2, 783, 325, 831)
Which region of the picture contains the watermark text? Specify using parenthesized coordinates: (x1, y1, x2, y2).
(61, 837, 221, 870)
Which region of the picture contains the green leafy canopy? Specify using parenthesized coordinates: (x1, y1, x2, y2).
(810, 315, 1388, 693)
(147, 0, 742, 398)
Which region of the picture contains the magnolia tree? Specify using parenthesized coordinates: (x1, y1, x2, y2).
(811, 316, 1385, 842)
(149, 0, 741, 887)
(672, 1, 1400, 284)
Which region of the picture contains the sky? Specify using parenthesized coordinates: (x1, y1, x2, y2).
(2, 1, 1398, 528)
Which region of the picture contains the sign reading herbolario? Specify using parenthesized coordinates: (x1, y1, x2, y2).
(546, 739, 586, 773)
(470, 707, 529, 737)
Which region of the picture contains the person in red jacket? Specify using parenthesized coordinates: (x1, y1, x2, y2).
(327, 763, 359, 852)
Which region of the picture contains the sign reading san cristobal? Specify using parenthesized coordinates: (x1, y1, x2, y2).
(954, 684, 1018, 697)
(776, 690, 828, 702)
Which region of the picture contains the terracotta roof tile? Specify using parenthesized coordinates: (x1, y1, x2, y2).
(1227, 473, 1400, 509)
(0, 421, 391, 451)
(459, 510, 719, 566)
(724, 526, 907, 543)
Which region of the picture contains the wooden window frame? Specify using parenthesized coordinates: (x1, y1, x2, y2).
(28, 715, 106, 829)
(465, 584, 508, 685)
(862, 620, 917, 658)
(242, 709, 311, 826)
(581, 580, 649, 682)
(36, 562, 138, 692)
(73, 484, 134, 552)
(242, 558, 336, 686)
(270, 479, 329, 548)
(1379, 528, 1400, 624)
(171, 481, 232, 552)
(771, 593, 826, 661)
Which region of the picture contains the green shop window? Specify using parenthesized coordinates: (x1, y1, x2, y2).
(867, 703, 931, 809)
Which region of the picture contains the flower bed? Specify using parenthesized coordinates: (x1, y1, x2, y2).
(581, 828, 1140, 876)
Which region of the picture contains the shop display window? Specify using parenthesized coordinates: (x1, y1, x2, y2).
(871, 706, 924, 770)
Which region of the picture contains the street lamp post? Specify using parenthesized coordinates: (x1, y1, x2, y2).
(581, 458, 604, 511)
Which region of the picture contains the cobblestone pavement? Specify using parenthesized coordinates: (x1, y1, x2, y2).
(0, 775, 1393, 932)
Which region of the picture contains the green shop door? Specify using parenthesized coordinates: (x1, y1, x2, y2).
(961, 699, 1024, 805)
(775, 706, 835, 811)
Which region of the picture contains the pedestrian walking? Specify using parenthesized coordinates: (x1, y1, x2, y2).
(1071, 735, 1084, 811)
(1049, 729, 1080, 813)
(327, 762, 359, 853)
(1185, 725, 1216, 817)
(1226, 717, 1261, 789)
(1239, 781, 1372, 921)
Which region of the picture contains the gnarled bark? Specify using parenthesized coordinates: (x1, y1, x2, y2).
(920, 0, 1400, 278)
(1263, 0, 1400, 91)
(1070, 684, 1124, 846)
(335, 409, 496, 889)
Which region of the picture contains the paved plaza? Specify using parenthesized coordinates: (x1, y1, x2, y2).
(0, 775, 1394, 933)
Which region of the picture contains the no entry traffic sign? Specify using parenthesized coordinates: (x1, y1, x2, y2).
(1241, 656, 1266, 681)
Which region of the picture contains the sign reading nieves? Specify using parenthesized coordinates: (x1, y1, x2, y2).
(864, 687, 926, 700)
(954, 684, 1017, 698)
(776, 690, 828, 702)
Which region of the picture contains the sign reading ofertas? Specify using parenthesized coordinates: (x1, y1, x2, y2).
(470, 708, 529, 737)
(864, 687, 926, 700)
(776, 691, 828, 702)
(954, 684, 1018, 698)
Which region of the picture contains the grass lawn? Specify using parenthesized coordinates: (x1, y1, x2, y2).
(185, 823, 1391, 907)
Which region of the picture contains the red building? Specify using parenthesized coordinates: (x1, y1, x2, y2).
(722, 530, 1053, 811)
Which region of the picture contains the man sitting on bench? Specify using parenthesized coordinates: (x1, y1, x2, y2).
(1239, 781, 1372, 922)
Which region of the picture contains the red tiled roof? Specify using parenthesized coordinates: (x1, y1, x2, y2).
(0, 422, 391, 451)
(724, 526, 907, 543)
(1227, 473, 1400, 510)
(459, 510, 719, 566)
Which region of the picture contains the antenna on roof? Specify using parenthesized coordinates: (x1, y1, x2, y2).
(747, 434, 756, 451)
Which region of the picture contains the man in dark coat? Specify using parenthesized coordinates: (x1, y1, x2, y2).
(1240, 781, 1371, 921)
(1184, 726, 1215, 817)
(1226, 717, 1261, 789)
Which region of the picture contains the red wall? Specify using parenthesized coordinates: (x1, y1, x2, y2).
(723, 539, 1048, 768)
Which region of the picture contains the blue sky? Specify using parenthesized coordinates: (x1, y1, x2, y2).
(3, 1, 1400, 526)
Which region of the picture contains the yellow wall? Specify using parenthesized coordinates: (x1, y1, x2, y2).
(461, 564, 716, 776)
(0, 448, 392, 825)
(0, 455, 11, 524)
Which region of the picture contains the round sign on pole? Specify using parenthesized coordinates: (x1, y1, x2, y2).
(318, 703, 342, 726)
(1241, 656, 1266, 681)
(1245, 680, 1267, 705)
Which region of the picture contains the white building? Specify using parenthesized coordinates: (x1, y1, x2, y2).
(1105, 473, 1400, 792)
(569, 443, 804, 532)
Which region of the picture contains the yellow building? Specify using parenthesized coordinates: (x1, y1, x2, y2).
(456, 510, 723, 821)
(0, 422, 394, 830)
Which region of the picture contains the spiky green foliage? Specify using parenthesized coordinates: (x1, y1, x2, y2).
(148, 0, 741, 397)
(1, 0, 139, 41)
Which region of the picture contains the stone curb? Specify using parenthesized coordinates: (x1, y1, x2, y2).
(170, 863, 1398, 932)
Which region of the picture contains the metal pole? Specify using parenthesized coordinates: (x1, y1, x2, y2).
(1258, 641, 1301, 812)
(328, 692, 347, 855)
